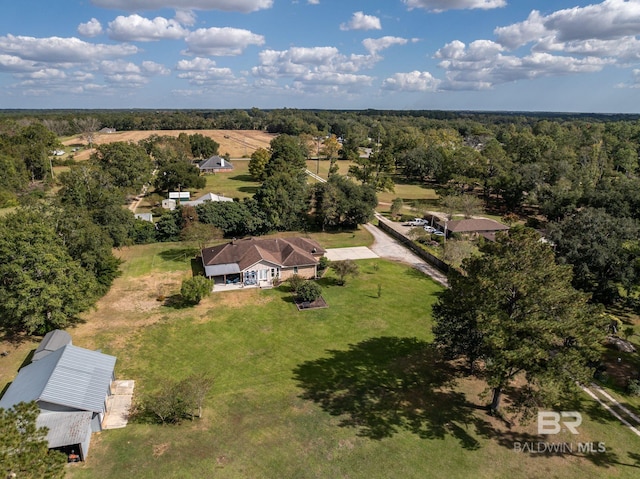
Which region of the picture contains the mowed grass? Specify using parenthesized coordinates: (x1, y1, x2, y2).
(305, 159, 356, 180)
(63, 246, 640, 479)
(377, 177, 440, 206)
(196, 159, 259, 200)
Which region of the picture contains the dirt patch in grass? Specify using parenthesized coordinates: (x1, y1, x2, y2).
(152, 443, 170, 458)
(70, 271, 188, 350)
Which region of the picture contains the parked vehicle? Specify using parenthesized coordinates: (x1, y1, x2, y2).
(433, 230, 446, 236)
(424, 225, 436, 233)
(405, 218, 427, 227)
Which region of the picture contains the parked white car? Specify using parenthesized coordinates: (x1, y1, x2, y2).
(423, 225, 436, 233)
(405, 218, 427, 227)
(433, 230, 446, 237)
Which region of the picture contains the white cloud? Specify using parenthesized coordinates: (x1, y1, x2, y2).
(250, 45, 377, 96)
(308, 0, 320, 4)
(176, 56, 219, 71)
(298, 71, 373, 87)
(97, 59, 166, 86)
(0, 54, 38, 72)
(184, 27, 265, 56)
(16, 68, 67, 81)
(108, 15, 189, 42)
(434, 1, 640, 92)
(78, 18, 103, 38)
(496, 1, 640, 51)
(619, 69, 640, 89)
(175, 9, 197, 26)
(141, 61, 171, 75)
(544, 0, 640, 43)
(176, 57, 233, 81)
(494, 10, 546, 50)
(252, 46, 378, 79)
(535, 36, 640, 63)
(90, 0, 273, 13)
(0, 34, 138, 63)
(403, 0, 506, 13)
(382, 71, 440, 91)
(362, 36, 408, 55)
(435, 40, 610, 90)
(340, 12, 382, 31)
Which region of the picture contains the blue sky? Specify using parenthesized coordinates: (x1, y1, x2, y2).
(2, 0, 640, 112)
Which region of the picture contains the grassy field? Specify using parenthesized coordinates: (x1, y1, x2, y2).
(305, 159, 356, 180)
(9, 241, 624, 478)
(199, 159, 259, 200)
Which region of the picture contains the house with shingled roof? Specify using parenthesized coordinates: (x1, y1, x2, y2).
(198, 155, 234, 173)
(201, 237, 325, 287)
(438, 218, 509, 241)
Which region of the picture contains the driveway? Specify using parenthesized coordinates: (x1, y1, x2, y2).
(363, 218, 448, 287)
(325, 246, 379, 261)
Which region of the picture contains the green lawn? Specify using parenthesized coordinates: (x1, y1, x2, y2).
(196, 159, 259, 200)
(63, 248, 640, 479)
(377, 177, 440, 206)
(305, 159, 356, 180)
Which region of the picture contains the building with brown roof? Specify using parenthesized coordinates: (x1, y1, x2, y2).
(201, 237, 325, 287)
(439, 218, 509, 240)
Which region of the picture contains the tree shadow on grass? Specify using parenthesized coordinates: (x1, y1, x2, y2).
(158, 247, 199, 263)
(229, 174, 255, 183)
(292, 336, 484, 449)
(163, 294, 192, 309)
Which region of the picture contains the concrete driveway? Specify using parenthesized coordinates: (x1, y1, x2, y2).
(363, 218, 448, 287)
(324, 246, 379, 261)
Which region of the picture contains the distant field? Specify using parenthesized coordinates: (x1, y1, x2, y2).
(62, 129, 276, 160)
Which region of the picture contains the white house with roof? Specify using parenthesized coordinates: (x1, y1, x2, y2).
(181, 192, 234, 207)
(0, 330, 117, 461)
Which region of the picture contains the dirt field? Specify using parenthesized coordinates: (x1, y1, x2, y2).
(62, 129, 276, 160)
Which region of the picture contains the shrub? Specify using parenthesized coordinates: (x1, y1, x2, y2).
(627, 378, 640, 397)
(329, 259, 359, 286)
(180, 276, 213, 305)
(318, 256, 330, 273)
(297, 281, 322, 303)
(287, 274, 305, 294)
(139, 373, 214, 424)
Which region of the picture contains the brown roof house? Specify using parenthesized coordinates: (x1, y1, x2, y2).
(441, 218, 509, 241)
(201, 237, 325, 287)
(198, 155, 234, 174)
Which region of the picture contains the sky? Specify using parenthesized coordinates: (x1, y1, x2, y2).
(2, 0, 640, 112)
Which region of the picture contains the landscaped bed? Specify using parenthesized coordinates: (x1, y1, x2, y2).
(294, 295, 328, 311)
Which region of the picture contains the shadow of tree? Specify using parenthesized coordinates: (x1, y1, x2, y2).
(158, 247, 199, 262)
(229, 174, 255, 182)
(163, 294, 192, 309)
(292, 336, 483, 449)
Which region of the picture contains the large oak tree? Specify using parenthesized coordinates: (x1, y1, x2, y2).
(433, 226, 606, 416)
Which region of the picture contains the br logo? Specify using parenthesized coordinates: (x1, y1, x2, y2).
(537, 411, 582, 435)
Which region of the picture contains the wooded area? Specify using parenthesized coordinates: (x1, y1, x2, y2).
(2, 108, 640, 335)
